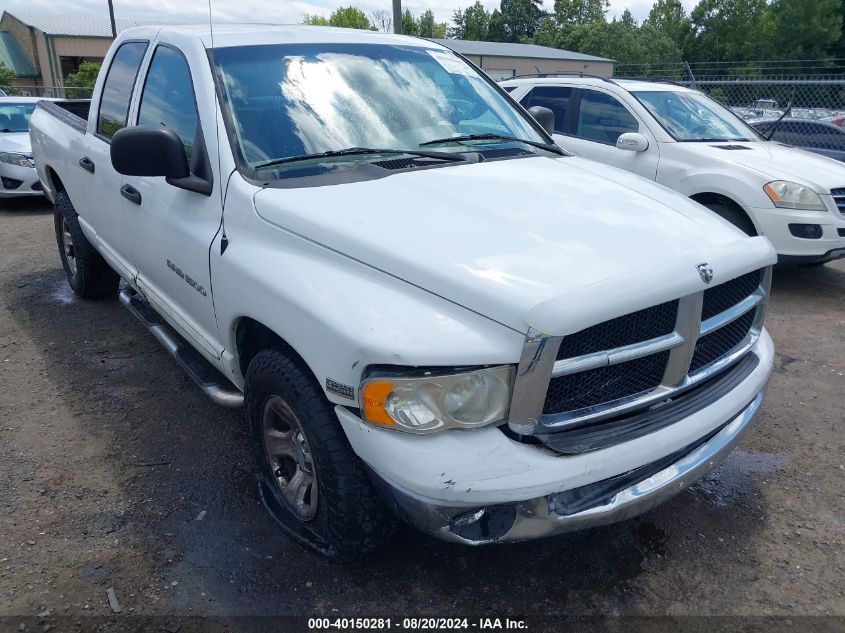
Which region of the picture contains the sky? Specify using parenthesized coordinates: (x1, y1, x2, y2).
(2, 0, 699, 27)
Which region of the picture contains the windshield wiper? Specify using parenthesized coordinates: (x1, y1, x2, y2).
(254, 147, 467, 170)
(419, 133, 565, 155)
(763, 102, 793, 141)
(684, 137, 750, 143)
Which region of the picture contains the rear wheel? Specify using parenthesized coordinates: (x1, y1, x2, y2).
(245, 347, 396, 562)
(54, 192, 119, 299)
(703, 201, 757, 237)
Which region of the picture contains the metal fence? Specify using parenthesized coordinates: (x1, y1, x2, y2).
(618, 75, 845, 162)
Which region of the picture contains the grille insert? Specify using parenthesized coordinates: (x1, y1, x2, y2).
(556, 300, 678, 360)
(544, 351, 670, 415)
(701, 269, 761, 321)
(690, 309, 756, 373)
(831, 188, 845, 213)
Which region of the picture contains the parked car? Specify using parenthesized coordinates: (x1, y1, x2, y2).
(748, 117, 845, 163)
(0, 97, 51, 198)
(31, 25, 776, 561)
(503, 76, 845, 265)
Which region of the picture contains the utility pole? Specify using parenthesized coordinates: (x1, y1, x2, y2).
(107, 0, 117, 39)
(393, 0, 402, 34)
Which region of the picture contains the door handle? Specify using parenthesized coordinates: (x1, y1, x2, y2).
(120, 184, 142, 205)
(78, 156, 95, 173)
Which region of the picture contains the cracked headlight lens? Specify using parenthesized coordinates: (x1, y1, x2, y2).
(0, 152, 34, 168)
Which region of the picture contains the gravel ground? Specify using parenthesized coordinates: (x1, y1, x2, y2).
(0, 198, 842, 629)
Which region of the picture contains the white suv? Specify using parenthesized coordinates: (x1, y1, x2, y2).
(502, 76, 845, 265)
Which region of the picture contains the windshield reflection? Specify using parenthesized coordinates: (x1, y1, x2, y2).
(636, 90, 755, 142)
(213, 43, 545, 171)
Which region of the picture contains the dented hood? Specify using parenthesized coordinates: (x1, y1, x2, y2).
(254, 156, 776, 335)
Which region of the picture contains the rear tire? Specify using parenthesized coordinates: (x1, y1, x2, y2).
(54, 191, 119, 299)
(244, 347, 396, 562)
(703, 201, 757, 237)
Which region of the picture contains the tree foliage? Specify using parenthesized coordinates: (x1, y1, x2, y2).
(0, 62, 19, 95)
(64, 61, 101, 98)
(301, 1, 845, 77)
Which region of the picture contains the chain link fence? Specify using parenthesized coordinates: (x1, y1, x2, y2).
(616, 61, 845, 161)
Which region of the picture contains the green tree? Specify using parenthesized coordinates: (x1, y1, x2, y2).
(554, 0, 609, 24)
(417, 9, 447, 38)
(0, 62, 19, 95)
(450, 2, 491, 40)
(487, 9, 509, 41)
(645, 0, 691, 60)
(302, 13, 330, 25)
(687, 0, 769, 64)
(303, 6, 372, 30)
(401, 8, 418, 35)
(765, 0, 842, 60)
(329, 6, 372, 29)
(64, 61, 100, 98)
(499, 0, 543, 41)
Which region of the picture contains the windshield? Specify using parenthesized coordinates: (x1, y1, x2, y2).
(211, 43, 547, 172)
(0, 103, 36, 132)
(635, 90, 757, 142)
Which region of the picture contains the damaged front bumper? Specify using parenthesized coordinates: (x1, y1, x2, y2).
(369, 391, 765, 544)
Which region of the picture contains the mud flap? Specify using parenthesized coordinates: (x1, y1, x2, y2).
(256, 472, 335, 558)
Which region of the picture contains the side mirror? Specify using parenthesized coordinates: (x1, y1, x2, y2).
(616, 132, 649, 152)
(527, 106, 555, 136)
(111, 127, 190, 178)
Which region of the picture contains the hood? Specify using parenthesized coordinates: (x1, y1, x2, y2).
(681, 140, 845, 192)
(254, 156, 776, 335)
(0, 132, 32, 155)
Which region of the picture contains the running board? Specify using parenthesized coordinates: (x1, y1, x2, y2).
(119, 289, 244, 408)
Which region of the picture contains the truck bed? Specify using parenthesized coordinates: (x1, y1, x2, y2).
(35, 99, 90, 134)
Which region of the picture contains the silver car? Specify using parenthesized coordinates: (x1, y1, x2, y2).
(0, 97, 50, 198)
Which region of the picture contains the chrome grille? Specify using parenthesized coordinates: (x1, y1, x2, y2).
(515, 267, 770, 435)
(544, 351, 670, 414)
(556, 300, 678, 359)
(690, 309, 756, 373)
(831, 188, 845, 213)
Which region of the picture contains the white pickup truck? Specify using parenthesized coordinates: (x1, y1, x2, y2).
(31, 25, 776, 561)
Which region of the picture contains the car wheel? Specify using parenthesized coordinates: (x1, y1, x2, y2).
(54, 192, 119, 299)
(244, 347, 396, 562)
(703, 201, 757, 237)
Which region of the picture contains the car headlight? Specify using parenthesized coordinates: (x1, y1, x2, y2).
(0, 152, 34, 168)
(763, 180, 826, 211)
(360, 366, 514, 434)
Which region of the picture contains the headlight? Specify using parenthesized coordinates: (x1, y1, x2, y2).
(763, 181, 826, 211)
(0, 152, 34, 168)
(360, 366, 514, 434)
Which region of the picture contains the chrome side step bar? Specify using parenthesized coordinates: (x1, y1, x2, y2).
(119, 289, 244, 408)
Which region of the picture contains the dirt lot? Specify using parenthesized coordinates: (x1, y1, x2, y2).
(0, 198, 843, 628)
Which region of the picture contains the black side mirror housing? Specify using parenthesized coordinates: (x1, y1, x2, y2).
(111, 127, 190, 179)
(528, 106, 555, 137)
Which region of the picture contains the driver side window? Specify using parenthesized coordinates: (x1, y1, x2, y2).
(576, 89, 638, 145)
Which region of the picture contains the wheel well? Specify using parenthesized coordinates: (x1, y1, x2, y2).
(46, 167, 66, 194)
(689, 192, 757, 233)
(235, 317, 309, 378)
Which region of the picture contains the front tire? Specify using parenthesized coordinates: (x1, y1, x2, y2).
(244, 348, 396, 562)
(54, 192, 119, 299)
(703, 201, 757, 237)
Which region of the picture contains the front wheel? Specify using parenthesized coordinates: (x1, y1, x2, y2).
(244, 348, 396, 562)
(703, 201, 757, 237)
(54, 192, 119, 299)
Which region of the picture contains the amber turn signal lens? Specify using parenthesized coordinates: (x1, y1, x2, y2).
(361, 380, 395, 427)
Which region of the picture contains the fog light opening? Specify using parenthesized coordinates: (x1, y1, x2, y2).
(788, 223, 823, 240)
(449, 505, 516, 542)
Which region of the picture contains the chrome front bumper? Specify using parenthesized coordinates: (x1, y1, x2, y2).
(375, 388, 766, 545)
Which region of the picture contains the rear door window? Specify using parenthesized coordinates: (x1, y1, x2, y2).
(521, 86, 574, 134)
(575, 89, 639, 145)
(97, 41, 148, 140)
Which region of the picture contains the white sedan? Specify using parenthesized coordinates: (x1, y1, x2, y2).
(0, 97, 51, 198)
